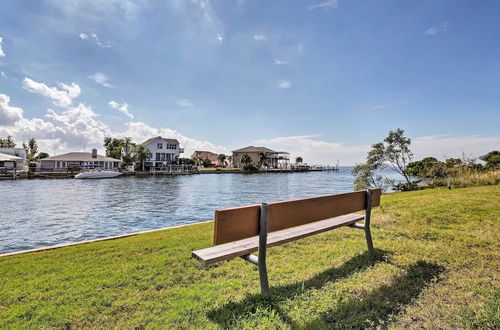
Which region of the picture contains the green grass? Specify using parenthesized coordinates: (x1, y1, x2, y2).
(1, 185, 499, 329)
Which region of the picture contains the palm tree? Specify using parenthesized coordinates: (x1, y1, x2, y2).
(135, 145, 151, 171)
(217, 154, 227, 166)
(295, 156, 303, 164)
(241, 154, 252, 166)
(227, 155, 233, 167)
(258, 152, 269, 167)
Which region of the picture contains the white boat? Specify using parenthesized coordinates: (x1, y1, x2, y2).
(75, 165, 122, 179)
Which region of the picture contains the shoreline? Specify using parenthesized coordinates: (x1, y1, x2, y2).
(0, 220, 213, 258)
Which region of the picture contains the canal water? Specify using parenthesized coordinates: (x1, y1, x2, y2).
(0, 167, 400, 254)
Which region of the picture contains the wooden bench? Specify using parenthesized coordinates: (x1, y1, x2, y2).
(192, 188, 381, 296)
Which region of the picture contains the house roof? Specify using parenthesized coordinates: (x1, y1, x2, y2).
(232, 146, 275, 153)
(193, 151, 219, 162)
(141, 136, 180, 146)
(40, 152, 121, 162)
(0, 152, 23, 162)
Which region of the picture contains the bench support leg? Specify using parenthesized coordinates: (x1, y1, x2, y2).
(364, 189, 375, 258)
(258, 203, 270, 297)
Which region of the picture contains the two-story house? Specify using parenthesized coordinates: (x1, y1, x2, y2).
(141, 136, 184, 169)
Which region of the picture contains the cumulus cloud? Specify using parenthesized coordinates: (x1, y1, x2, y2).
(1, 72, 6, 78)
(257, 134, 500, 165)
(277, 80, 291, 88)
(308, 0, 338, 10)
(23, 77, 81, 107)
(120, 121, 227, 156)
(175, 99, 193, 107)
(0, 36, 5, 57)
(0, 92, 225, 156)
(87, 72, 112, 88)
(253, 34, 266, 41)
(0, 94, 24, 125)
(79, 33, 88, 40)
(108, 100, 133, 119)
(217, 33, 224, 42)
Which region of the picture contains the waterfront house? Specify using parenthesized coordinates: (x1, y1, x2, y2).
(141, 136, 184, 169)
(232, 146, 290, 169)
(0, 148, 28, 171)
(192, 151, 219, 166)
(38, 148, 121, 170)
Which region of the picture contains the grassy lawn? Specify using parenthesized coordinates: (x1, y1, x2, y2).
(1, 186, 499, 328)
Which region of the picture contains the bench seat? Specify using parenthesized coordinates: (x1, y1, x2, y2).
(192, 213, 364, 266)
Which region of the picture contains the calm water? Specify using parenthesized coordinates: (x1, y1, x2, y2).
(0, 167, 399, 254)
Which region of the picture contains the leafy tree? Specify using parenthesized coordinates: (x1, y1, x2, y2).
(295, 156, 303, 164)
(202, 159, 212, 168)
(217, 154, 227, 166)
(406, 157, 441, 178)
(0, 136, 16, 148)
(445, 158, 462, 168)
(479, 151, 500, 169)
(38, 152, 50, 159)
(352, 162, 394, 192)
(353, 128, 414, 191)
(23, 138, 39, 164)
(104, 137, 125, 159)
(179, 158, 195, 165)
(135, 145, 151, 171)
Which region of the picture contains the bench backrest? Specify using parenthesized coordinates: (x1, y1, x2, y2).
(213, 189, 381, 245)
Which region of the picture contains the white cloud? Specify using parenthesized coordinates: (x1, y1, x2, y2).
(425, 22, 448, 35)
(308, 0, 339, 10)
(175, 99, 193, 107)
(23, 77, 81, 107)
(87, 72, 112, 88)
(0, 98, 111, 154)
(256, 134, 500, 165)
(411, 135, 500, 160)
(0, 92, 225, 156)
(217, 33, 224, 42)
(277, 80, 291, 88)
(257, 134, 368, 165)
(253, 34, 266, 41)
(79, 32, 110, 48)
(121, 121, 227, 156)
(0, 36, 5, 57)
(108, 100, 133, 119)
(274, 59, 288, 65)
(1, 72, 6, 78)
(0, 94, 24, 125)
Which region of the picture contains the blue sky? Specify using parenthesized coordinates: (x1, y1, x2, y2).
(0, 0, 499, 164)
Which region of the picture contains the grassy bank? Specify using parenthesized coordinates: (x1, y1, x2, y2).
(1, 186, 499, 328)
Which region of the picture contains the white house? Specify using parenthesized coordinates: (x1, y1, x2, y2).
(38, 148, 121, 170)
(141, 136, 184, 169)
(0, 148, 28, 171)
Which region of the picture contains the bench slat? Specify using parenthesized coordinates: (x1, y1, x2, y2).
(193, 213, 364, 266)
(213, 189, 380, 245)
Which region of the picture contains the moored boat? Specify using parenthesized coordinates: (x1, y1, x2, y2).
(75, 165, 122, 179)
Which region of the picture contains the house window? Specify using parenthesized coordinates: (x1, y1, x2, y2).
(157, 143, 163, 149)
(160, 153, 165, 161)
(156, 153, 160, 161)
